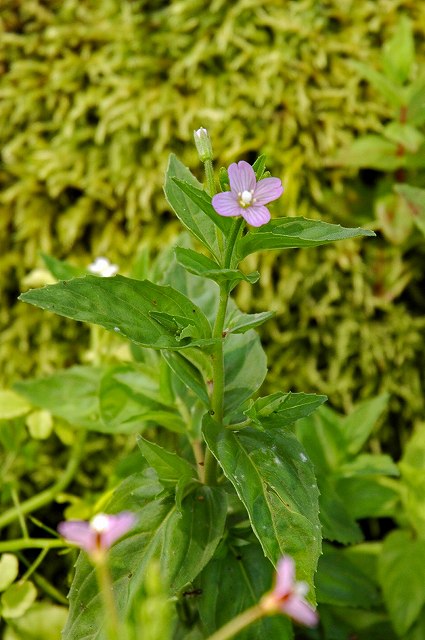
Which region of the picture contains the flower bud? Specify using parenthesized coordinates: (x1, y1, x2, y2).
(193, 127, 213, 162)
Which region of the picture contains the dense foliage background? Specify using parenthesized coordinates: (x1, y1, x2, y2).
(1, 1, 425, 638)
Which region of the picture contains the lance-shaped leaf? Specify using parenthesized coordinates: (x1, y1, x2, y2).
(19, 275, 212, 350)
(172, 178, 232, 236)
(62, 474, 227, 640)
(224, 308, 275, 334)
(137, 436, 196, 485)
(164, 154, 222, 257)
(244, 392, 328, 429)
(237, 217, 375, 259)
(162, 350, 209, 405)
(41, 253, 87, 280)
(203, 415, 321, 590)
(395, 183, 425, 236)
(197, 543, 293, 640)
(223, 331, 267, 416)
(175, 247, 259, 287)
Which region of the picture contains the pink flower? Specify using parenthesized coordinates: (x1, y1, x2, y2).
(212, 160, 283, 227)
(58, 512, 136, 558)
(261, 556, 319, 627)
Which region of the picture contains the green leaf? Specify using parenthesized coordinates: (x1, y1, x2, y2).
(202, 415, 321, 590)
(318, 476, 364, 544)
(15, 366, 103, 431)
(224, 309, 275, 334)
(197, 543, 293, 640)
(383, 122, 424, 153)
(349, 60, 405, 107)
(296, 406, 346, 474)
(336, 476, 399, 519)
(316, 546, 380, 608)
(172, 178, 232, 237)
(63, 474, 227, 640)
(164, 154, 221, 257)
(395, 183, 425, 236)
(99, 365, 186, 433)
(244, 392, 328, 429)
(0, 554, 19, 592)
(339, 453, 399, 477)
(3, 603, 68, 640)
(1, 582, 37, 619)
(382, 16, 415, 85)
(41, 253, 87, 280)
(341, 393, 389, 456)
(237, 217, 375, 259)
(223, 331, 267, 416)
(175, 247, 259, 287)
(334, 136, 402, 170)
(379, 530, 425, 636)
(252, 154, 267, 180)
(137, 436, 195, 485)
(406, 79, 425, 126)
(0, 390, 31, 420)
(19, 275, 212, 350)
(161, 351, 209, 405)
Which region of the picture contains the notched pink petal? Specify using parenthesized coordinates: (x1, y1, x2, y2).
(275, 556, 295, 598)
(212, 191, 241, 217)
(228, 161, 256, 194)
(58, 521, 95, 552)
(242, 205, 271, 227)
(254, 177, 284, 205)
(281, 596, 319, 628)
(102, 512, 136, 548)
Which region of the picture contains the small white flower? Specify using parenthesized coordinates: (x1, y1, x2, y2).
(88, 257, 119, 278)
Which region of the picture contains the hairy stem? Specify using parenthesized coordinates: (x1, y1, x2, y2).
(95, 558, 122, 640)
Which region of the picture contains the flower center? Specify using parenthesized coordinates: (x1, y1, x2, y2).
(238, 190, 254, 208)
(91, 514, 109, 533)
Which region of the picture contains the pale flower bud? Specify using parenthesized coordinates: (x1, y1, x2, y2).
(193, 127, 213, 162)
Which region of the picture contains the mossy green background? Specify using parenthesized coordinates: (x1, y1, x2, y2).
(2, 0, 424, 440)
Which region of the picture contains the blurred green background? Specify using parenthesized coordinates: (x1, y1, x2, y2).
(1, 0, 425, 448)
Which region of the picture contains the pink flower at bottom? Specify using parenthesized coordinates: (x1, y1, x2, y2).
(58, 512, 136, 557)
(212, 160, 283, 227)
(261, 556, 319, 627)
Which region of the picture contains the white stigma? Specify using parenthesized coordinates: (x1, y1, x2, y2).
(239, 190, 253, 207)
(91, 514, 110, 533)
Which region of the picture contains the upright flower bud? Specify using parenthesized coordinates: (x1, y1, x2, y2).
(193, 127, 213, 162)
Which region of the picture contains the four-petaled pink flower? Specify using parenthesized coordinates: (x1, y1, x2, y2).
(261, 556, 318, 627)
(212, 160, 283, 227)
(58, 512, 136, 559)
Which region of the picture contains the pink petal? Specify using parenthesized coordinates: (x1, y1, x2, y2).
(228, 161, 256, 194)
(102, 512, 136, 548)
(212, 191, 241, 217)
(281, 595, 319, 627)
(254, 177, 284, 205)
(241, 205, 271, 227)
(58, 521, 96, 552)
(275, 556, 295, 598)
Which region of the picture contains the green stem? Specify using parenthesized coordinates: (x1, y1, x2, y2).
(205, 604, 264, 640)
(204, 159, 216, 196)
(95, 557, 122, 640)
(17, 551, 68, 604)
(0, 538, 65, 552)
(0, 431, 86, 531)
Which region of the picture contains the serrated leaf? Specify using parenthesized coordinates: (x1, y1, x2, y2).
(63, 474, 227, 640)
(244, 392, 327, 429)
(164, 155, 221, 257)
(136, 436, 195, 485)
(172, 178, 232, 237)
(379, 530, 425, 636)
(197, 543, 293, 640)
(202, 415, 321, 590)
(237, 217, 375, 259)
(225, 309, 275, 334)
(19, 275, 212, 350)
(175, 246, 259, 287)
